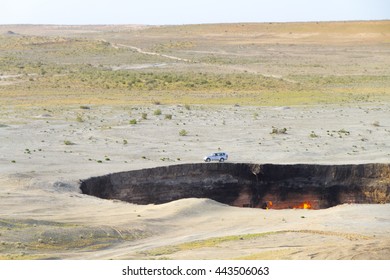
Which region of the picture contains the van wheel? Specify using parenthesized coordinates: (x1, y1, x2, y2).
(219, 158, 224, 162)
(205, 158, 211, 162)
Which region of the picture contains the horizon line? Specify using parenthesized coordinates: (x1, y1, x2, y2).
(1, 19, 389, 27)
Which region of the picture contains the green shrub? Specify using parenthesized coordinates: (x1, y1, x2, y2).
(179, 129, 188, 136)
(129, 119, 137, 125)
(154, 109, 162, 116)
(76, 115, 84, 123)
(270, 127, 287, 135)
(309, 131, 319, 138)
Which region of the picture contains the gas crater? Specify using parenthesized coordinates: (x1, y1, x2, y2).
(80, 163, 390, 209)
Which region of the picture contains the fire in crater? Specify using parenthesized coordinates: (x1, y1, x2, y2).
(293, 202, 312, 209)
(80, 163, 390, 209)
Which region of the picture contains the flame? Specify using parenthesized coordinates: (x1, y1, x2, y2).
(265, 201, 273, 210)
(293, 201, 312, 209)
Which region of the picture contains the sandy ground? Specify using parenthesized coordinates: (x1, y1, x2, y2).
(0, 103, 389, 259)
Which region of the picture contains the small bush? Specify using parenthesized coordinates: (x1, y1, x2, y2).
(270, 127, 287, 135)
(154, 109, 162, 116)
(179, 129, 188, 136)
(184, 104, 191, 110)
(165, 114, 172, 120)
(141, 113, 148, 120)
(338, 129, 350, 136)
(76, 115, 84, 123)
(309, 131, 319, 138)
(129, 119, 137, 125)
(64, 140, 75, 145)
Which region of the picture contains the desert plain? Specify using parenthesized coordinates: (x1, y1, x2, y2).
(0, 21, 390, 260)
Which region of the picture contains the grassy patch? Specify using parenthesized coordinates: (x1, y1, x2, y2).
(153, 109, 162, 116)
(140, 229, 370, 258)
(179, 129, 188, 136)
(141, 232, 278, 257)
(0, 218, 150, 259)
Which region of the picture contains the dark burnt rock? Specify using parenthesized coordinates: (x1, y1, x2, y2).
(80, 163, 390, 209)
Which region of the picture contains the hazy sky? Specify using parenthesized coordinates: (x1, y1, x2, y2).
(0, 0, 388, 25)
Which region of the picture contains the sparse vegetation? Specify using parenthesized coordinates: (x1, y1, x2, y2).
(76, 115, 84, 123)
(0, 22, 388, 107)
(326, 129, 351, 138)
(309, 131, 319, 138)
(129, 119, 137, 125)
(271, 127, 287, 135)
(142, 231, 294, 257)
(179, 129, 188, 136)
(337, 129, 350, 138)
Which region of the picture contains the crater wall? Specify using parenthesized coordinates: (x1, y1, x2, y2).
(80, 163, 390, 209)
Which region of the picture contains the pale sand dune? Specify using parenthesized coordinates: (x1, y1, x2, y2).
(0, 104, 389, 259)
